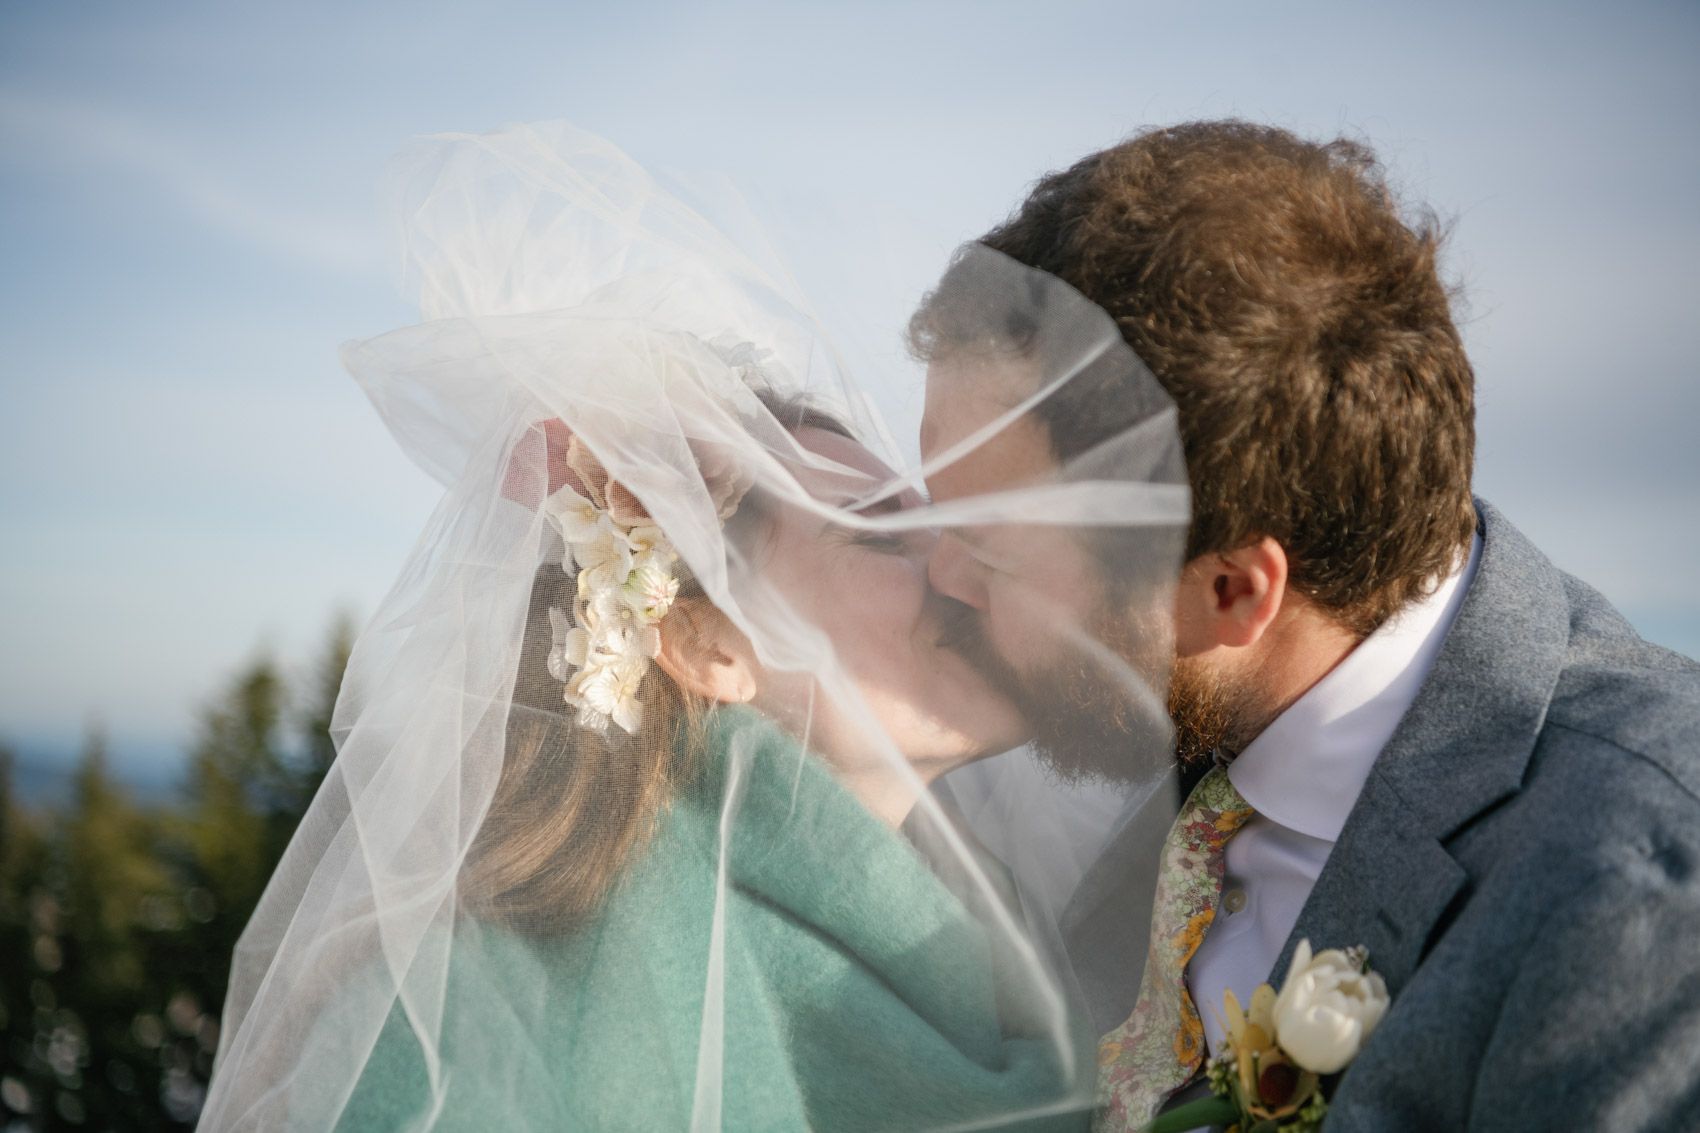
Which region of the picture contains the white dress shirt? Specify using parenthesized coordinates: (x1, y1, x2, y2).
(1189, 535, 1482, 1055)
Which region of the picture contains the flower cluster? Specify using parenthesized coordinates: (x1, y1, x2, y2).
(540, 436, 682, 736)
(1150, 939, 1389, 1133)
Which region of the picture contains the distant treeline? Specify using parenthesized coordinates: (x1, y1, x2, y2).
(1, 617, 353, 1131)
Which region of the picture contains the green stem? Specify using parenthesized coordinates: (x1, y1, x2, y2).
(1146, 1094, 1242, 1132)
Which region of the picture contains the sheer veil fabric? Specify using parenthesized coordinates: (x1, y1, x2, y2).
(202, 123, 1188, 1131)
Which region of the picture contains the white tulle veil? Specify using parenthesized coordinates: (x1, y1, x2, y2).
(202, 122, 1188, 1132)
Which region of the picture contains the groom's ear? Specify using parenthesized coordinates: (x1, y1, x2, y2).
(1173, 537, 1289, 655)
(654, 600, 761, 705)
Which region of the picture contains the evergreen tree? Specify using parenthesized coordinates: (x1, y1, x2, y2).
(293, 612, 355, 815)
(24, 728, 178, 1129)
(1, 620, 360, 1128)
(0, 745, 56, 1124)
(0, 743, 46, 933)
(181, 660, 286, 924)
(63, 728, 172, 998)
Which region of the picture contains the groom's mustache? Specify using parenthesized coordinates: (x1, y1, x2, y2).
(933, 594, 982, 653)
(933, 595, 1026, 699)
(931, 588, 1186, 784)
(934, 594, 999, 660)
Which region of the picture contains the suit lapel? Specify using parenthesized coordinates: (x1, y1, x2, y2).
(1272, 500, 1572, 993)
(1275, 781, 1468, 995)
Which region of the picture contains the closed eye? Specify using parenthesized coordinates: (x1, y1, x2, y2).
(823, 493, 912, 554)
(821, 522, 910, 554)
(848, 530, 909, 554)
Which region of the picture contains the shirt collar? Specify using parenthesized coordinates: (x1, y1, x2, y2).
(1226, 534, 1483, 842)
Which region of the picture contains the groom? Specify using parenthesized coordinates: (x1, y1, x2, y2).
(920, 121, 1700, 1130)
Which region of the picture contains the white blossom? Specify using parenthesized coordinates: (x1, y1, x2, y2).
(624, 560, 681, 624)
(567, 652, 648, 735)
(546, 607, 590, 683)
(625, 525, 674, 561)
(572, 527, 634, 590)
(543, 483, 609, 546)
(1272, 939, 1390, 1074)
(537, 448, 684, 738)
(577, 584, 628, 632)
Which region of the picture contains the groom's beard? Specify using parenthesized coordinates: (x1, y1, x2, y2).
(938, 599, 1178, 786)
(1166, 652, 1254, 769)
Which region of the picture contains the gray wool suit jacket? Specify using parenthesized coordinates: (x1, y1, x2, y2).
(1063, 500, 1700, 1131)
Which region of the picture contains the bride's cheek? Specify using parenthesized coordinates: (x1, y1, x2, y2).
(874, 548, 926, 589)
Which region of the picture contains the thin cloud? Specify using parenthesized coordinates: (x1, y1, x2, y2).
(0, 89, 379, 276)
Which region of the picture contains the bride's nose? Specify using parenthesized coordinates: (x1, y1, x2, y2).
(927, 532, 990, 612)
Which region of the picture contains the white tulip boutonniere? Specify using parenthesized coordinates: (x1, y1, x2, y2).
(1149, 940, 1389, 1133)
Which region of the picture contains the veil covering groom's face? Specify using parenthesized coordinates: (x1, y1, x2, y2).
(918, 343, 1187, 783)
(917, 120, 1479, 780)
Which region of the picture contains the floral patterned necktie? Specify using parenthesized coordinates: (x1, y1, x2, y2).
(1095, 766, 1255, 1132)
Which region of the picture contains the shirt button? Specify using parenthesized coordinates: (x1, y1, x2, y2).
(1222, 888, 1247, 914)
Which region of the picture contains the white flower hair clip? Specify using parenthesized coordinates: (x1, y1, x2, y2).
(536, 422, 755, 736)
(539, 435, 683, 736)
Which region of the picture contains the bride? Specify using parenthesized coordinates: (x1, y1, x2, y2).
(200, 123, 1188, 1131)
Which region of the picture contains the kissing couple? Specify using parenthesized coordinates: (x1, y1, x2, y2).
(202, 121, 1700, 1132)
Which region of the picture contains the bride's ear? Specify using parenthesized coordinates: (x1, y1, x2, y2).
(653, 601, 760, 705)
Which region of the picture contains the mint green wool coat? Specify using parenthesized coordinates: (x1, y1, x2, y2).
(335, 709, 1092, 1131)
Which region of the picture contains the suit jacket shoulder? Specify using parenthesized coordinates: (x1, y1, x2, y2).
(1289, 500, 1700, 1132)
(1547, 570, 1700, 799)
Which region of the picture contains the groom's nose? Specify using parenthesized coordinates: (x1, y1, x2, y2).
(928, 533, 990, 612)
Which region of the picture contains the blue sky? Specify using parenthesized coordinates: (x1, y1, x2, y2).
(2, 1, 1697, 782)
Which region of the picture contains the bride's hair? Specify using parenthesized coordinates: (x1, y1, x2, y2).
(464, 390, 853, 933)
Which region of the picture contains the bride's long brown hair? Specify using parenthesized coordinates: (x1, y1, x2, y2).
(462, 391, 852, 933)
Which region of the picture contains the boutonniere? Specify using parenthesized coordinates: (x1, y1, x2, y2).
(1150, 940, 1389, 1133)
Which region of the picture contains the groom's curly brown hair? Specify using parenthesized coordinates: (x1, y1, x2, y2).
(959, 120, 1477, 636)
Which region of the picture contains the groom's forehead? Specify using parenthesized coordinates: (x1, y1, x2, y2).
(920, 354, 1043, 446)
(920, 358, 1059, 501)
